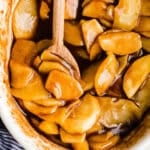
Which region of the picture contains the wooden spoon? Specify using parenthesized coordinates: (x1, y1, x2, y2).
(44, 0, 80, 79)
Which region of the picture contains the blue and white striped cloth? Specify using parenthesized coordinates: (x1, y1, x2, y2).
(0, 120, 24, 150)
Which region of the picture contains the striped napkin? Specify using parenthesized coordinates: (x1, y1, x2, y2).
(0, 120, 24, 150)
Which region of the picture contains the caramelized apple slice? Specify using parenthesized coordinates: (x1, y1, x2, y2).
(82, 62, 100, 91)
(12, 0, 38, 39)
(72, 140, 89, 150)
(88, 132, 120, 150)
(23, 101, 57, 115)
(10, 60, 34, 88)
(141, 0, 150, 16)
(39, 121, 59, 135)
(60, 128, 86, 143)
(98, 97, 141, 128)
(41, 100, 80, 124)
(141, 37, 150, 52)
(140, 31, 150, 38)
(82, 1, 107, 19)
(33, 56, 42, 68)
(118, 55, 128, 74)
(87, 122, 104, 135)
(135, 16, 150, 32)
(106, 5, 114, 21)
(82, 0, 90, 7)
(45, 70, 83, 100)
(98, 30, 142, 55)
(61, 94, 100, 134)
(64, 0, 79, 19)
(11, 70, 50, 101)
(81, 19, 103, 52)
(64, 21, 84, 46)
(32, 98, 65, 107)
(123, 55, 150, 98)
(38, 61, 70, 74)
(89, 38, 102, 61)
(95, 54, 119, 96)
(134, 77, 150, 112)
(101, 0, 114, 3)
(99, 18, 112, 28)
(41, 107, 70, 124)
(88, 132, 114, 143)
(11, 40, 37, 65)
(113, 0, 141, 30)
(39, 0, 50, 20)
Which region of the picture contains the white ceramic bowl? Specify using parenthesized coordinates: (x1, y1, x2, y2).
(0, 1, 150, 150)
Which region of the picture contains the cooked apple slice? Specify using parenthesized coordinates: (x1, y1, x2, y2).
(123, 55, 150, 98)
(106, 5, 114, 21)
(64, 0, 79, 19)
(101, 0, 114, 3)
(98, 97, 141, 128)
(82, 1, 107, 19)
(60, 94, 100, 134)
(95, 54, 119, 96)
(117, 55, 128, 75)
(81, 19, 103, 52)
(140, 0, 150, 16)
(23, 101, 57, 115)
(40, 105, 75, 124)
(45, 70, 83, 100)
(11, 70, 50, 101)
(140, 31, 150, 38)
(82, 0, 90, 7)
(82, 62, 101, 91)
(31, 98, 65, 107)
(88, 132, 114, 143)
(98, 30, 142, 55)
(39, 121, 59, 135)
(99, 18, 112, 28)
(39, 0, 50, 20)
(11, 40, 37, 65)
(87, 122, 104, 135)
(135, 16, 150, 32)
(113, 0, 141, 30)
(33, 56, 42, 68)
(134, 77, 150, 113)
(141, 36, 150, 52)
(41, 100, 81, 123)
(10, 60, 34, 88)
(12, 0, 38, 39)
(72, 140, 89, 150)
(38, 61, 70, 74)
(60, 128, 86, 143)
(88, 132, 120, 150)
(89, 38, 102, 61)
(64, 21, 84, 46)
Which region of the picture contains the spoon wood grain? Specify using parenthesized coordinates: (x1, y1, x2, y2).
(45, 0, 80, 79)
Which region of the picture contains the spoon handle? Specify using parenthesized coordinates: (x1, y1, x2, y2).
(53, 0, 64, 47)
